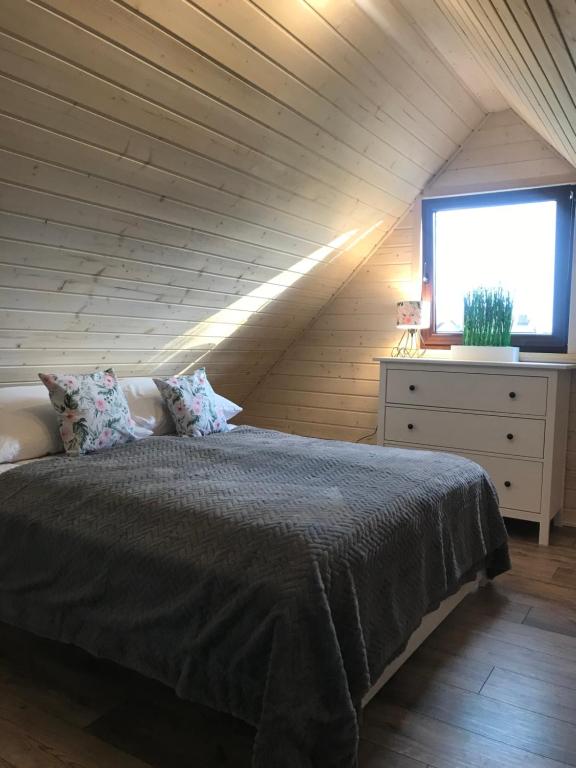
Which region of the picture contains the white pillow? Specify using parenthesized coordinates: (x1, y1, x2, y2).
(215, 393, 243, 422)
(120, 377, 242, 435)
(120, 377, 174, 436)
(0, 377, 243, 464)
(0, 380, 154, 464)
(0, 384, 62, 463)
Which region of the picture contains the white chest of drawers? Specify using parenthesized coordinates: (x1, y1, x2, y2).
(375, 358, 576, 545)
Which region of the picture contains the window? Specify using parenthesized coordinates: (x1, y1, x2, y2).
(422, 185, 575, 352)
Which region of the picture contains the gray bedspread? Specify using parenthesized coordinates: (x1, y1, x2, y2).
(0, 427, 509, 767)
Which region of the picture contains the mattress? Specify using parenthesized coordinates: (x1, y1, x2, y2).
(0, 427, 509, 768)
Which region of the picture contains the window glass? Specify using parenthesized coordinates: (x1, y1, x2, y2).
(434, 200, 557, 335)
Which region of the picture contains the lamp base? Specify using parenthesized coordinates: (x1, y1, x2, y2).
(391, 329, 425, 358)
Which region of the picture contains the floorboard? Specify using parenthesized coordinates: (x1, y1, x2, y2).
(523, 604, 576, 637)
(481, 667, 576, 726)
(0, 519, 574, 767)
(375, 670, 576, 765)
(553, 568, 576, 588)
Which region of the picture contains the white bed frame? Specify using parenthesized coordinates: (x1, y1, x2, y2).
(362, 570, 486, 707)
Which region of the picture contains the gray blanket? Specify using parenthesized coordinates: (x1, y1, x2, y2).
(0, 427, 509, 767)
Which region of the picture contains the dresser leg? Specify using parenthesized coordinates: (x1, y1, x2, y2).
(538, 521, 550, 546)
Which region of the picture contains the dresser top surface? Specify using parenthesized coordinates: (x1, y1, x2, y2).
(374, 357, 576, 370)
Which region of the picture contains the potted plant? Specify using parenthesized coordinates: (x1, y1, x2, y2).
(451, 287, 519, 362)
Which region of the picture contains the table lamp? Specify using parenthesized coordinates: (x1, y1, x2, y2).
(391, 300, 430, 358)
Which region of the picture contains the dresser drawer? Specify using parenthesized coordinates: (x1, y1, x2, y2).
(458, 453, 542, 513)
(384, 407, 545, 458)
(386, 368, 547, 416)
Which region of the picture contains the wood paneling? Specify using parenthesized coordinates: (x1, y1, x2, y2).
(242, 204, 418, 440)
(244, 109, 576, 527)
(0, 0, 485, 391)
(398, 0, 576, 169)
(396, 0, 508, 112)
(427, 108, 576, 195)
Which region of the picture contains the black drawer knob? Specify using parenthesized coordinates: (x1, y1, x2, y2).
(407, 423, 414, 430)
(504, 481, 511, 488)
(507, 433, 514, 440)
(409, 384, 416, 391)
(509, 392, 516, 399)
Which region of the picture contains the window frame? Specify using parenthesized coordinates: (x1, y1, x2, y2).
(421, 185, 575, 353)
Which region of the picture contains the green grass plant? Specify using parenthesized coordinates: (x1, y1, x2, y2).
(463, 287, 513, 347)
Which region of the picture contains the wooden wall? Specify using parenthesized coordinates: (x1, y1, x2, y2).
(0, 0, 485, 398)
(426, 109, 576, 195)
(242, 205, 419, 440)
(244, 110, 576, 528)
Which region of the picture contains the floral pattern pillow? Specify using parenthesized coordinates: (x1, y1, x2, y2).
(154, 369, 231, 437)
(39, 368, 138, 456)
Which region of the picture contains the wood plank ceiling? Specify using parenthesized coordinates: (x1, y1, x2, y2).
(0, 0, 486, 393)
(396, 0, 576, 168)
(2, 0, 576, 397)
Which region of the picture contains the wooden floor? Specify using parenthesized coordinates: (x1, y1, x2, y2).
(1, 519, 576, 768)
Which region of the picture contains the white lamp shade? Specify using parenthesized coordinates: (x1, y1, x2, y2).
(396, 300, 430, 330)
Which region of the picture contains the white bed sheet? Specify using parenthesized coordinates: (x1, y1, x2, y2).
(0, 428, 240, 476)
(0, 455, 56, 476)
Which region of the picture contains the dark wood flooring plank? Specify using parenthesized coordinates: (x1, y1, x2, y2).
(481, 667, 576, 726)
(441, 610, 576, 662)
(504, 555, 560, 582)
(455, 587, 531, 624)
(552, 568, 576, 588)
(509, 542, 576, 567)
(377, 672, 576, 766)
(549, 527, 576, 547)
(402, 645, 493, 693)
(427, 622, 576, 690)
(87, 698, 254, 768)
(523, 604, 576, 637)
(496, 572, 576, 608)
(0, 657, 109, 728)
(0, 720, 74, 768)
(362, 702, 568, 768)
(358, 740, 427, 768)
(0, 686, 151, 768)
(484, 579, 576, 618)
(0, 622, 128, 720)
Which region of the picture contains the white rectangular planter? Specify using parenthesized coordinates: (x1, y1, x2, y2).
(450, 345, 520, 362)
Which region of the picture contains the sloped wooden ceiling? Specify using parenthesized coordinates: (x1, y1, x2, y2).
(397, 0, 576, 168)
(0, 0, 485, 394)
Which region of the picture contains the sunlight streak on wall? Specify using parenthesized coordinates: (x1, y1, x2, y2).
(146, 223, 384, 374)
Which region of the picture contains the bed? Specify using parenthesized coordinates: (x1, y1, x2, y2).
(0, 425, 509, 768)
